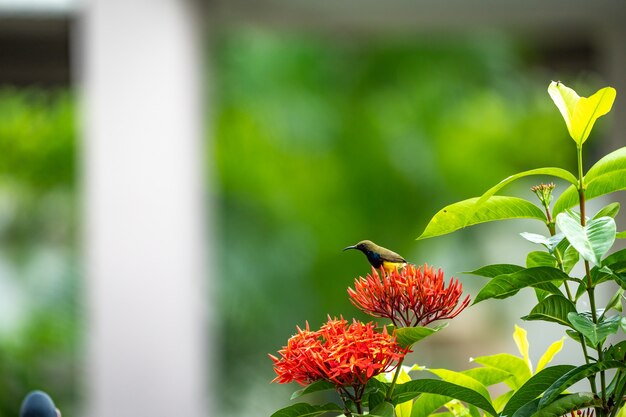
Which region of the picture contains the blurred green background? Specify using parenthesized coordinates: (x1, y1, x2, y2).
(0, 29, 610, 416)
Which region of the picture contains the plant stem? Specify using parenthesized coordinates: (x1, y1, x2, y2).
(544, 207, 574, 300)
(577, 144, 607, 410)
(609, 371, 626, 417)
(386, 357, 406, 401)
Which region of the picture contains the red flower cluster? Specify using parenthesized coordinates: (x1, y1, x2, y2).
(348, 264, 470, 327)
(269, 317, 405, 389)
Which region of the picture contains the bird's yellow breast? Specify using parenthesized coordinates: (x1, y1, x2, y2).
(382, 261, 407, 274)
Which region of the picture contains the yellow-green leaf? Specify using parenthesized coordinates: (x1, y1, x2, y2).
(536, 337, 565, 373)
(548, 81, 616, 146)
(513, 325, 533, 373)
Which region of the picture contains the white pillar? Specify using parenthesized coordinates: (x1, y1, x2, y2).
(81, 1, 209, 416)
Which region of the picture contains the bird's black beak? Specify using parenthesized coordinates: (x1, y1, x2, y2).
(343, 245, 357, 252)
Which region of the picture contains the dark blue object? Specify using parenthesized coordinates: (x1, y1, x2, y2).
(20, 391, 58, 417)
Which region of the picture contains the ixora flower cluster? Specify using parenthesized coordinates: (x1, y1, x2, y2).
(270, 264, 470, 416)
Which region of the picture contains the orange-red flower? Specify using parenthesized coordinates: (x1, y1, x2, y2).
(269, 317, 405, 390)
(348, 264, 470, 327)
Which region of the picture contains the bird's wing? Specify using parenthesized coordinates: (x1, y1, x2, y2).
(380, 249, 407, 263)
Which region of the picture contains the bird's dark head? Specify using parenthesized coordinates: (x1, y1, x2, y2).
(343, 240, 378, 254)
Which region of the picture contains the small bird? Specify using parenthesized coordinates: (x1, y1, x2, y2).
(343, 240, 407, 273)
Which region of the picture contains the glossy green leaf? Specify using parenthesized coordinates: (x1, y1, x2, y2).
(290, 380, 335, 400)
(471, 353, 531, 390)
(367, 392, 385, 413)
(595, 202, 621, 219)
(428, 368, 490, 401)
(492, 390, 513, 413)
(539, 361, 625, 407)
(409, 393, 449, 417)
(395, 324, 446, 349)
(533, 393, 598, 417)
(418, 196, 546, 239)
(606, 341, 626, 362)
(391, 379, 497, 416)
(520, 233, 564, 254)
(368, 401, 395, 417)
(603, 288, 624, 314)
(513, 325, 532, 373)
(465, 264, 524, 278)
(548, 81, 616, 145)
(462, 367, 513, 387)
(536, 338, 566, 372)
(511, 398, 540, 417)
(473, 267, 567, 305)
(501, 365, 575, 417)
(521, 295, 576, 327)
(561, 245, 579, 274)
(600, 248, 626, 270)
(526, 251, 557, 268)
(567, 313, 620, 345)
(270, 402, 343, 417)
(587, 147, 626, 180)
(477, 168, 578, 205)
(565, 329, 595, 349)
(556, 213, 616, 265)
(554, 147, 626, 215)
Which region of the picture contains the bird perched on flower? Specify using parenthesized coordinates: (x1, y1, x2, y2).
(343, 240, 407, 273)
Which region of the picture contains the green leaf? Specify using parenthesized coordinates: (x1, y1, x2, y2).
(291, 380, 335, 400)
(565, 329, 595, 349)
(567, 313, 620, 345)
(368, 401, 395, 417)
(462, 367, 513, 387)
(532, 393, 599, 417)
(471, 353, 532, 390)
(521, 295, 576, 327)
(594, 202, 621, 219)
(600, 248, 626, 270)
(554, 147, 626, 215)
(473, 267, 567, 305)
(493, 390, 514, 414)
(539, 361, 626, 407)
(465, 264, 524, 278)
(270, 402, 343, 417)
(618, 231, 626, 239)
(536, 338, 566, 372)
(408, 368, 495, 417)
(561, 245, 579, 274)
(391, 379, 497, 416)
(526, 251, 557, 268)
(603, 288, 624, 314)
(418, 196, 546, 239)
(520, 233, 564, 254)
(428, 368, 491, 401)
(395, 324, 447, 349)
(367, 392, 385, 412)
(511, 398, 540, 417)
(501, 365, 575, 417)
(556, 212, 616, 266)
(513, 325, 532, 373)
(605, 340, 626, 362)
(547, 81, 616, 145)
(409, 393, 450, 417)
(477, 168, 578, 205)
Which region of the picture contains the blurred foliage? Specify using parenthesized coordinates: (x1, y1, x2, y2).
(212, 30, 587, 415)
(0, 29, 606, 417)
(0, 88, 78, 416)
